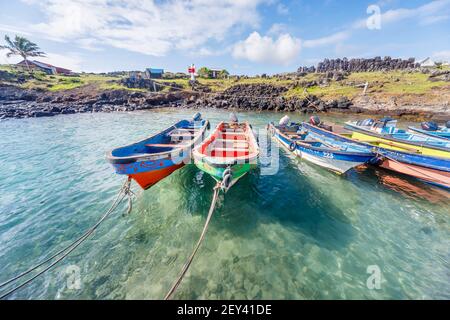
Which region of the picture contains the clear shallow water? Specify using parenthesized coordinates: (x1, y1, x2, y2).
(0, 109, 449, 300)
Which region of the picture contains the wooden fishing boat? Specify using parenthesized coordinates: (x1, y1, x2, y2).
(107, 114, 209, 189)
(344, 118, 450, 158)
(303, 122, 450, 189)
(408, 122, 450, 141)
(193, 120, 259, 191)
(268, 120, 375, 174)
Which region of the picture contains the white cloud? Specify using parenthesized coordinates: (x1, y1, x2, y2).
(232, 31, 301, 65)
(0, 24, 32, 36)
(17, 0, 267, 56)
(432, 50, 450, 62)
(303, 0, 450, 51)
(420, 14, 450, 25)
(352, 0, 450, 29)
(276, 3, 289, 15)
(267, 23, 287, 36)
(303, 31, 350, 48)
(195, 47, 227, 57)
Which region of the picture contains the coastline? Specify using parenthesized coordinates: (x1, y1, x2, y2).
(1, 82, 449, 121)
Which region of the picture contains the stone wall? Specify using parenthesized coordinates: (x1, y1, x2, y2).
(298, 56, 419, 74)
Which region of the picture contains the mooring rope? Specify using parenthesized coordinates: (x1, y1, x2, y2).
(0, 178, 132, 300)
(164, 182, 222, 300)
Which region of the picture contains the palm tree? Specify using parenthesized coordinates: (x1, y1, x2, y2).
(0, 35, 46, 72)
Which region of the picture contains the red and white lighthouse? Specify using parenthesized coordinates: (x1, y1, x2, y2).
(188, 64, 196, 81)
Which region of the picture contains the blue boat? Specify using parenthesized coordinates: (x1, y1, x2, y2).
(268, 121, 375, 174)
(302, 122, 450, 189)
(408, 121, 450, 141)
(107, 114, 209, 189)
(344, 118, 450, 154)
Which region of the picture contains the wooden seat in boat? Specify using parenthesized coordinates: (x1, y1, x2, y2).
(145, 143, 186, 148)
(170, 133, 196, 137)
(213, 147, 249, 152)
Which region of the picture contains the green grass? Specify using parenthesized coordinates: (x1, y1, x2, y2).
(1, 63, 448, 98)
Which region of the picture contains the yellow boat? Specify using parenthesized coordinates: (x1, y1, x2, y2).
(344, 119, 450, 159)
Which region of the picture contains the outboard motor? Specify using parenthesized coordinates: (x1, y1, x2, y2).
(309, 116, 321, 126)
(229, 112, 239, 123)
(360, 118, 375, 126)
(192, 112, 202, 121)
(421, 121, 438, 131)
(445, 120, 450, 129)
(380, 117, 397, 128)
(279, 115, 290, 127)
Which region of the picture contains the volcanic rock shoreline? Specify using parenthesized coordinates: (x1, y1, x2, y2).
(0, 83, 448, 120)
(0, 85, 189, 119)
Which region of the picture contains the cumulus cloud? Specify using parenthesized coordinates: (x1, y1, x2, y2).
(232, 31, 301, 65)
(17, 0, 266, 56)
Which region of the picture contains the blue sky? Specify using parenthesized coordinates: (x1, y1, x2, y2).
(1, 0, 449, 74)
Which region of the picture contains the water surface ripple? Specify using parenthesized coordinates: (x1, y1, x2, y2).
(0, 109, 449, 299)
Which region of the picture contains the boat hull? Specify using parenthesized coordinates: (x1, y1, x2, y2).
(303, 122, 450, 189)
(195, 160, 255, 187)
(107, 118, 209, 189)
(345, 123, 450, 158)
(408, 127, 450, 141)
(193, 121, 259, 190)
(129, 163, 184, 189)
(111, 156, 187, 190)
(378, 158, 450, 189)
(271, 124, 373, 174)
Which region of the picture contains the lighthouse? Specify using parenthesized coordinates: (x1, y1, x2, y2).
(188, 64, 196, 81)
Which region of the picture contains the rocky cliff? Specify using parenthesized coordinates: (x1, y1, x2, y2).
(298, 56, 419, 74)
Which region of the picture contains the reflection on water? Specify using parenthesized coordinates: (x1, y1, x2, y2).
(374, 170, 449, 204)
(0, 109, 449, 300)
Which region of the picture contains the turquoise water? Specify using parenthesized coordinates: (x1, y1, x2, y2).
(0, 109, 449, 300)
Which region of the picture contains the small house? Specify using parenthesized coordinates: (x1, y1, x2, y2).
(209, 68, 226, 79)
(145, 68, 164, 79)
(16, 60, 72, 75)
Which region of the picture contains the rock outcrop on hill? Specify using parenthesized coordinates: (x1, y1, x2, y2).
(428, 70, 450, 82)
(181, 84, 354, 113)
(298, 57, 419, 74)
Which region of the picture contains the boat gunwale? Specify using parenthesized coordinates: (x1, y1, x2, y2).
(344, 122, 450, 152)
(407, 126, 450, 141)
(107, 119, 209, 164)
(193, 121, 260, 166)
(270, 123, 375, 157)
(303, 122, 450, 173)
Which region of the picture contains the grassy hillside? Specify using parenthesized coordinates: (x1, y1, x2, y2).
(0, 65, 135, 92)
(1, 64, 449, 102)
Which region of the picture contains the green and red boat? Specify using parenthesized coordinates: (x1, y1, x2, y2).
(193, 119, 259, 191)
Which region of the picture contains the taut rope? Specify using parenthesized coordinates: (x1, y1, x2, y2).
(0, 178, 133, 299)
(164, 182, 222, 300)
